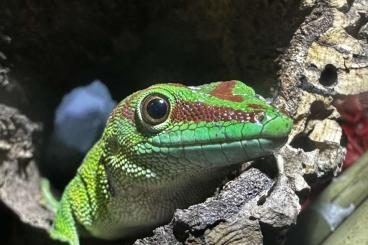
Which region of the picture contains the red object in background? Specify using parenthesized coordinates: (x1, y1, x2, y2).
(301, 93, 368, 211)
(335, 92, 368, 168)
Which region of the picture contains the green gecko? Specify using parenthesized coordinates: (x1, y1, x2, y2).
(42, 80, 293, 245)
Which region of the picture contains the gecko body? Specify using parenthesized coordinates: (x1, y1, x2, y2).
(44, 81, 293, 245)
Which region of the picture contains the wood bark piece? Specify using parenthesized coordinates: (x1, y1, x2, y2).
(0, 104, 53, 230)
(135, 168, 274, 245)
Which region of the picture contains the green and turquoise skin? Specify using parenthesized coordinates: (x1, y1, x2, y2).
(42, 80, 293, 245)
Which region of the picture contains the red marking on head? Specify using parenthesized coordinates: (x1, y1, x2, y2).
(248, 104, 266, 110)
(121, 102, 135, 122)
(210, 81, 244, 102)
(110, 96, 135, 123)
(171, 101, 264, 123)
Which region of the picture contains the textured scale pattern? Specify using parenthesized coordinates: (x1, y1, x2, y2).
(171, 101, 264, 123)
(44, 80, 293, 245)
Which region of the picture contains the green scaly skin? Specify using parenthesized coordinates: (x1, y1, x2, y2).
(43, 81, 293, 245)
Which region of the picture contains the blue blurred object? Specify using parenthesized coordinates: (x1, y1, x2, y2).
(45, 80, 116, 188)
(53, 80, 116, 153)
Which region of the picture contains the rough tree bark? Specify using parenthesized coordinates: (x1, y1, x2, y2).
(1, 0, 367, 244)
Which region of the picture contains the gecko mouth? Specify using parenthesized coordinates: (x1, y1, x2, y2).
(148, 112, 292, 151)
(147, 136, 288, 167)
(149, 136, 287, 149)
(146, 113, 292, 167)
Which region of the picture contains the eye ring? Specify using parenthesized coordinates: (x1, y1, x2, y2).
(141, 94, 170, 125)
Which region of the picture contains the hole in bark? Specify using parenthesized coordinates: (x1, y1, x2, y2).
(290, 133, 317, 152)
(252, 155, 278, 179)
(319, 64, 337, 86)
(173, 220, 191, 242)
(260, 222, 288, 245)
(257, 195, 267, 205)
(249, 216, 257, 221)
(309, 100, 333, 120)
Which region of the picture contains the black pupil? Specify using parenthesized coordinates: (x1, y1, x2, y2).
(146, 98, 168, 120)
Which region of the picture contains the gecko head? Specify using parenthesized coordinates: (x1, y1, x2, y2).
(103, 81, 293, 178)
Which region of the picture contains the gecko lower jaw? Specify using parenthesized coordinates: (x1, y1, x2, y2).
(147, 136, 289, 167)
(149, 136, 288, 149)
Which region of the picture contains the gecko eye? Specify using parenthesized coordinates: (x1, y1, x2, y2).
(141, 94, 170, 125)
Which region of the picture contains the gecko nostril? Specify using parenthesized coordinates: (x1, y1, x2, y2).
(256, 113, 265, 123)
